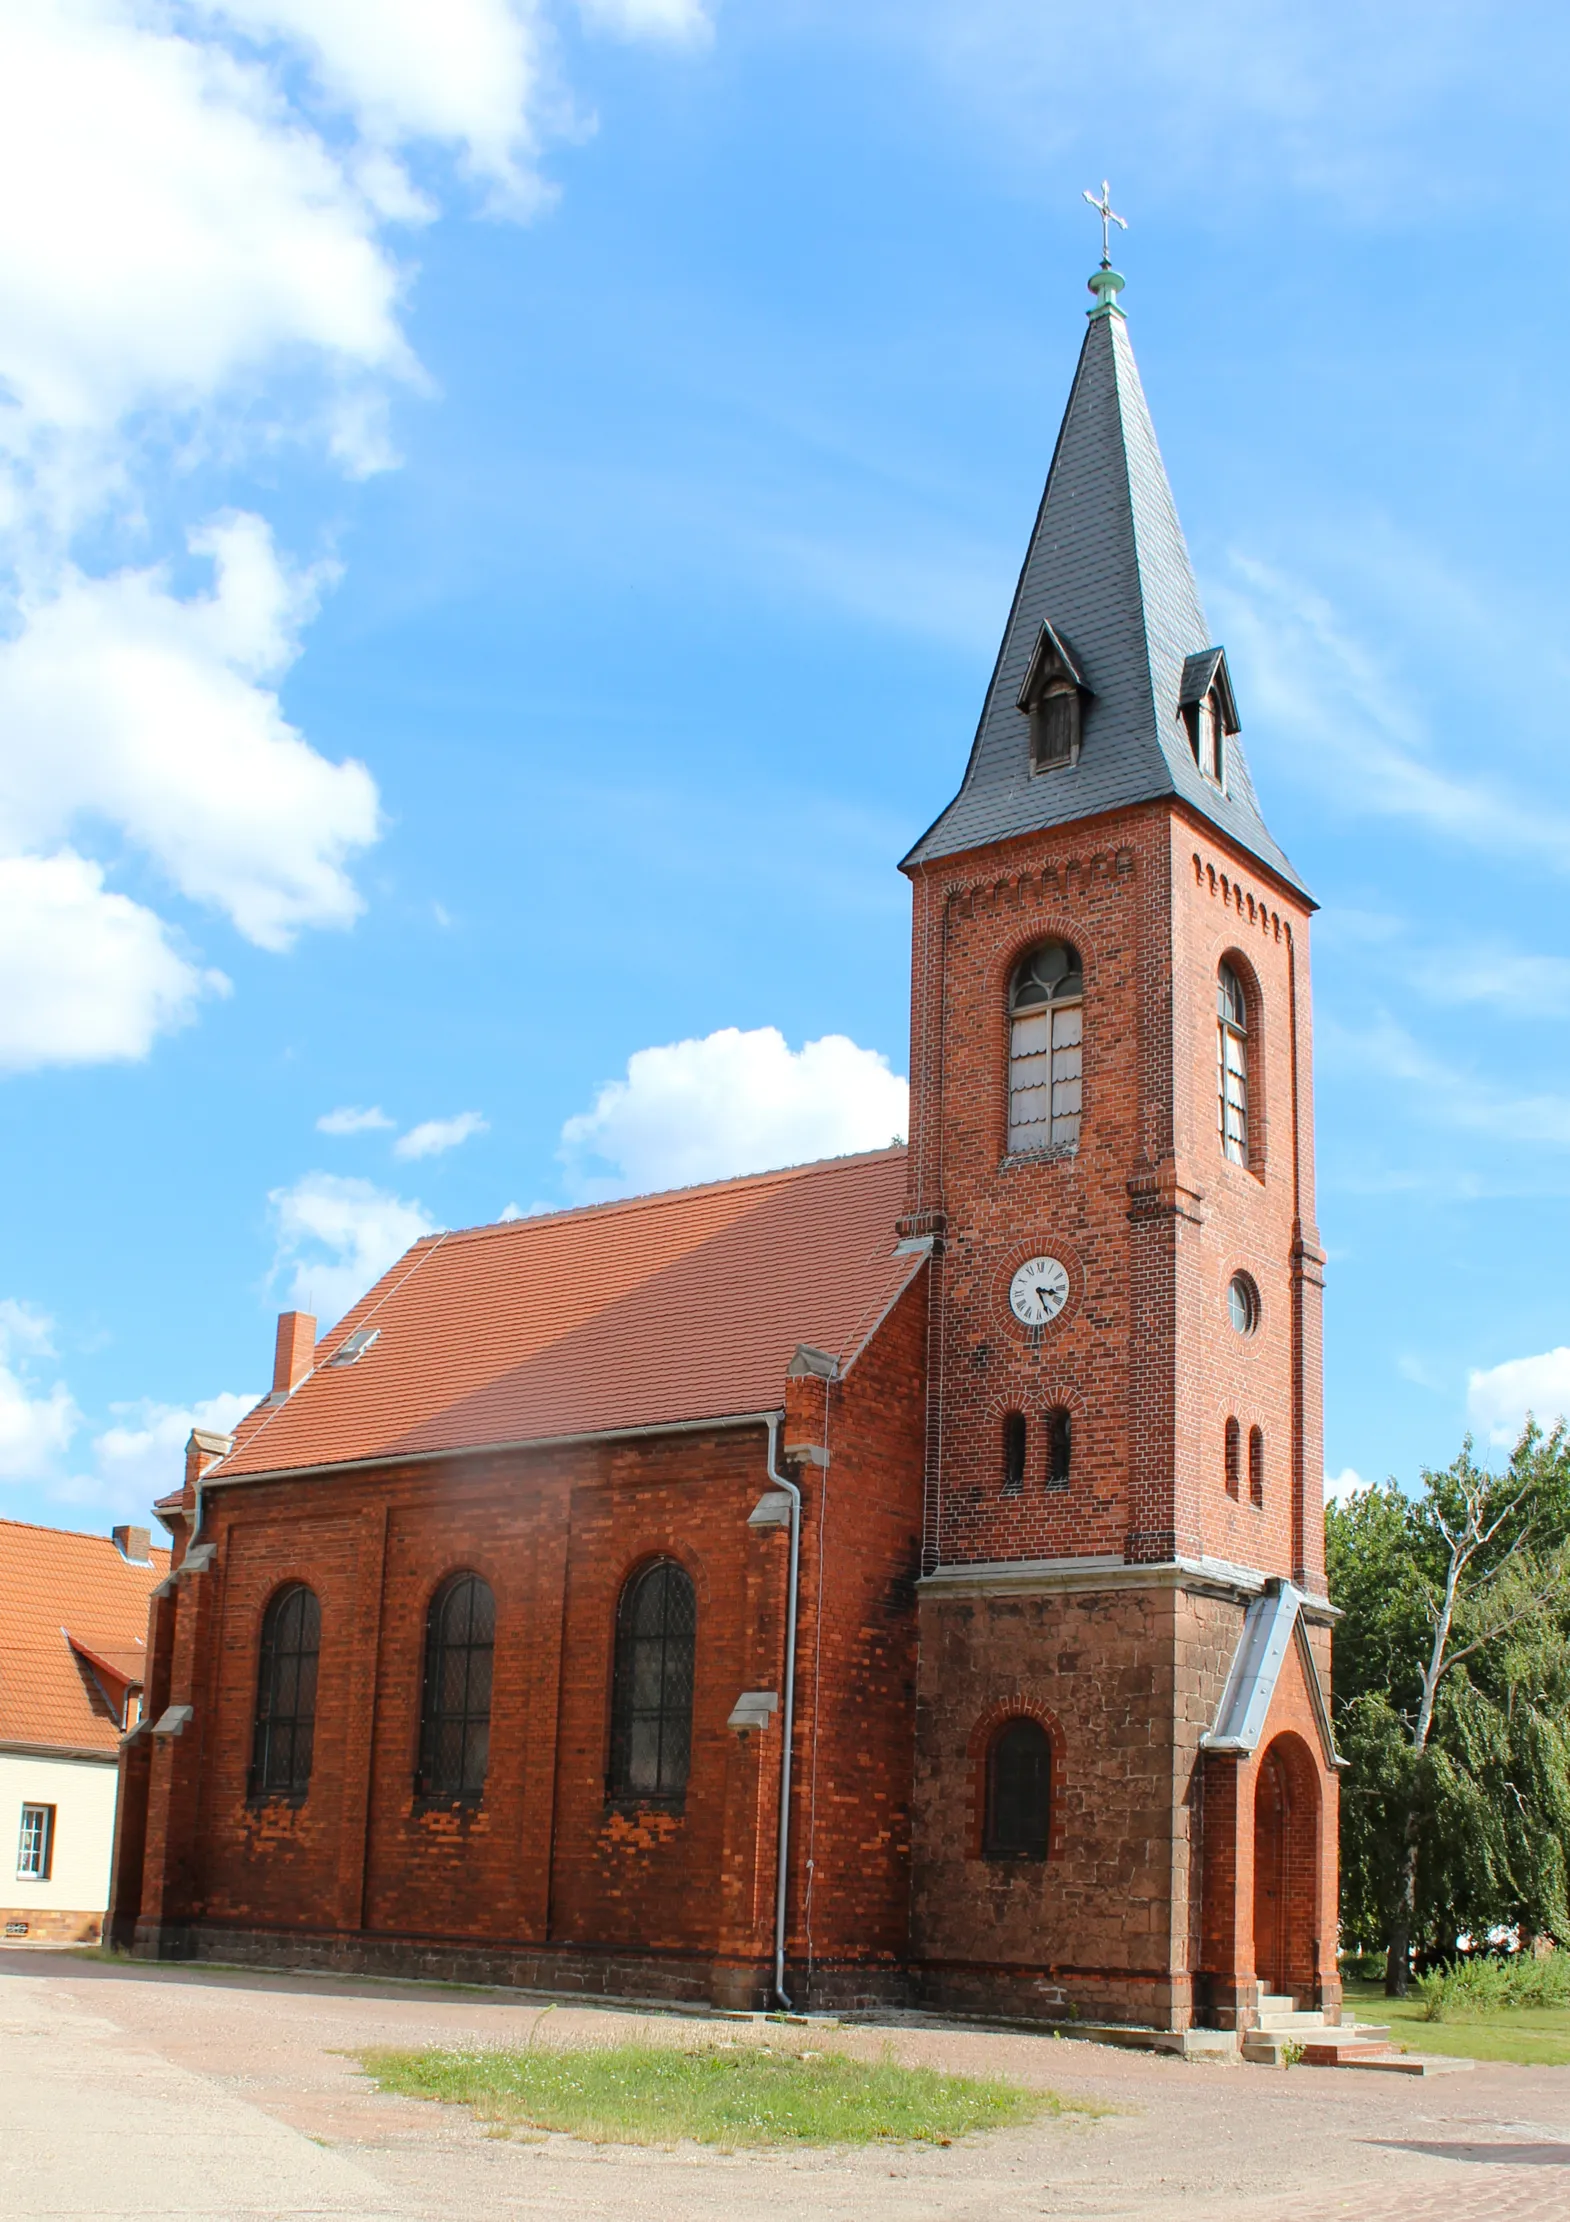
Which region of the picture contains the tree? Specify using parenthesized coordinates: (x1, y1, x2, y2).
(1328, 1428, 1570, 1995)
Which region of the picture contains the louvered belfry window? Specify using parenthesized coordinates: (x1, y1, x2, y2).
(250, 1583, 321, 1799)
(1217, 962, 1249, 1164)
(984, 1718, 1051, 1859)
(609, 1558, 697, 1803)
(1008, 941, 1083, 1153)
(418, 1573, 495, 1800)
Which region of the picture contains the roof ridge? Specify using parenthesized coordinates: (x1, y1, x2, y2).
(0, 1516, 169, 1551)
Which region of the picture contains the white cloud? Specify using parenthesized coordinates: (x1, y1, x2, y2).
(86, 1390, 259, 1520)
(0, 1301, 79, 1482)
(560, 1025, 908, 1199)
(0, 516, 379, 952)
(577, 0, 712, 42)
(1467, 1348, 1570, 1448)
(1325, 1466, 1372, 1504)
(394, 1110, 489, 1160)
(270, 1171, 437, 1323)
(0, 850, 227, 1071)
(1327, 1017, 1570, 1151)
(317, 1103, 395, 1135)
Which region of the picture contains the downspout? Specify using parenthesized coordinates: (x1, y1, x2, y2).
(765, 1410, 802, 2010)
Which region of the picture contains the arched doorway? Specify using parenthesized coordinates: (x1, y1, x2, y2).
(1252, 1733, 1319, 2002)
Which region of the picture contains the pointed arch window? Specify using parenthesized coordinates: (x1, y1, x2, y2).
(1044, 1406, 1072, 1489)
(417, 1572, 495, 1800)
(609, 1558, 697, 1804)
(250, 1583, 321, 1800)
(1002, 1411, 1026, 1496)
(1218, 962, 1249, 1165)
(984, 1718, 1052, 1860)
(1008, 941, 1083, 1154)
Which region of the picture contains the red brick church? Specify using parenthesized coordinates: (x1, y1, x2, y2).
(111, 255, 1340, 2036)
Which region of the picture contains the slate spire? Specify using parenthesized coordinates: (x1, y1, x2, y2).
(902, 268, 1308, 897)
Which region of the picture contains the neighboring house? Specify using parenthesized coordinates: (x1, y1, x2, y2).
(1, 1520, 169, 1942)
(111, 259, 1339, 2037)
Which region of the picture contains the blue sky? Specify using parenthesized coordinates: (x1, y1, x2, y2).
(3, 0, 1570, 1528)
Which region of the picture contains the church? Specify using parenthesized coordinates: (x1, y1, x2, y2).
(110, 248, 1340, 2039)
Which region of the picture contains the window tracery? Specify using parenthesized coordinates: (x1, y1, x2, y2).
(1008, 941, 1083, 1154)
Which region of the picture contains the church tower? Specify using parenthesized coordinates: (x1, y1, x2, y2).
(899, 248, 1339, 2033)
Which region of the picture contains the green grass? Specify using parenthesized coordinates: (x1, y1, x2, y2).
(1343, 1979, 1570, 2067)
(358, 2037, 1089, 2148)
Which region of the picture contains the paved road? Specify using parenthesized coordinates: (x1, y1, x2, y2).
(2, 1950, 1568, 2220)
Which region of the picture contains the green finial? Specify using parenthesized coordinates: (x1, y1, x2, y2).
(1081, 181, 1128, 318)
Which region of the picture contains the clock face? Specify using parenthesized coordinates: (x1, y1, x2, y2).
(1009, 1255, 1070, 1327)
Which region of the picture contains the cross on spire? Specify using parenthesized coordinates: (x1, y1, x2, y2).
(1082, 180, 1128, 267)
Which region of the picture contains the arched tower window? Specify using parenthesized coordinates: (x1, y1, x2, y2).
(1249, 1425, 1265, 1507)
(417, 1572, 495, 1800)
(984, 1718, 1051, 1860)
(1044, 1406, 1072, 1489)
(250, 1583, 321, 1800)
(1008, 941, 1083, 1154)
(1002, 1411, 1026, 1496)
(1217, 962, 1249, 1165)
(609, 1558, 697, 1804)
(1225, 1416, 1241, 1499)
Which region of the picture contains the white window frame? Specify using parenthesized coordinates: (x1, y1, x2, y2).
(16, 1802, 54, 1882)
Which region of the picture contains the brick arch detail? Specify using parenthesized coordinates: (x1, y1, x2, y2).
(1253, 1729, 1322, 1999)
(964, 1695, 1068, 1862)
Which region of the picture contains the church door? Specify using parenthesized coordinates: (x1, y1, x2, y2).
(1252, 1743, 1291, 1997)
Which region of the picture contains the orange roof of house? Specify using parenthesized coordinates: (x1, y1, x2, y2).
(217, 1147, 921, 1483)
(0, 1521, 170, 1756)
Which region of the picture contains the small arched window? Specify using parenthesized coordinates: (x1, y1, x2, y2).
(1249, 1425, 1265, 1508)
(1008, 941, 1083, 1154)
(1217, 963, 1248, 1165)
(1044, 1406, 1072, 1489)
(609, 1558, 697, 1804)
(250, 1583, 321, 1800)
(1225, 1416, 1241, 1499)
(1002, 1411, 1026, 1496)
(984, 1718, 1051, 1860)
(417, 1572, 495, 1800)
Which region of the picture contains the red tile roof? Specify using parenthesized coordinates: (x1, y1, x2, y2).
(0, 1521, 170, 1756)
(217, 1148, 920, 1482)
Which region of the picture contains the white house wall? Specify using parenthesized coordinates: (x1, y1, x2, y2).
(1, 1748, 119, 1940)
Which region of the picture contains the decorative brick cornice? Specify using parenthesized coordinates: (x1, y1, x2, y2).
(944, 845, 1136, 919)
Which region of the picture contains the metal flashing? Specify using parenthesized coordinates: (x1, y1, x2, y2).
(1202, 1580, 1342, 1768)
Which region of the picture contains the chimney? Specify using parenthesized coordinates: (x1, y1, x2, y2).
(112, 1524, 151, 1565)
(272, 1310, 317, 1396)
(185, 1428, 234, 1489)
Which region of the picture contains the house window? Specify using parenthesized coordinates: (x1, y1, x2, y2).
(1008, 941, 1084, 1154)
(984, 1719, 1051, 1860)
(16, 1803, 54, 1881)
(1225, 1416, 1241, 1499)
(609, 1558, 697, 1804)
(1217, 963, 1248, 1164)
(249, 1583, 321, 1800)
(1044, 1406, 1072, 1489)
(418, 1573, 496, 1800)
(1002, 1411, 1026, 1496)
(1249, 1425, 1265, 1508)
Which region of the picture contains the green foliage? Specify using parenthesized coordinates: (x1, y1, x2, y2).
(1329, 1425, 1570, 1966)
(1343, 1978, 1570, 2065)
(1415, 1951, 1570, 2021)
(358, 2039, 1083, 2148)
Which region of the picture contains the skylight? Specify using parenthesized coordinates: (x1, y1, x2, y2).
(328, 1327, 380, 1367)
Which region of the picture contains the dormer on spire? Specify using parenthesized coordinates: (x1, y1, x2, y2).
(1016, 620, 1090, 773)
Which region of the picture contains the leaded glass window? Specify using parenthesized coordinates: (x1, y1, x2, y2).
(1218, 962, 1248, 1164)
(417, 1572, 495, 1800)
(1008, 941, 1083, 1154)
(609, 1559, 696, 1804)
(1225, 1416, 1242, 1500)
(250, 1583, 321, 1800)
(984, 1718, 1051, 1859)
(1249, 1425, 1265, 1508)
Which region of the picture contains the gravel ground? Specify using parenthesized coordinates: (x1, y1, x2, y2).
(2, 1948, 1568, 2221)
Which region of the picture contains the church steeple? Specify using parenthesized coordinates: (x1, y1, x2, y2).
(903, 263, 1307, 899)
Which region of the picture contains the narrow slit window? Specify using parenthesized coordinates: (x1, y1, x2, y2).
(1044, 1406, 1072, 1489)
(1217, 963, 1248, 1165)
(1009, 941, 1084, 1154)
(1002, 1411, 1026, 1496)
(249, 1583, 321, 1801)
(1225, 1416, 1241, 1500)
(417, 1572, 496, 1800)
(1249, 1425, 1265, 1508)
(984, 1719, 1051, 1860)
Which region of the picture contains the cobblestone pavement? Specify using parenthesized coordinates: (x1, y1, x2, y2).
(2, 1950, 1567, 2221)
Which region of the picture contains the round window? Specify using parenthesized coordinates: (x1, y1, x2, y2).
(1227, 1273, 1259, 1336)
